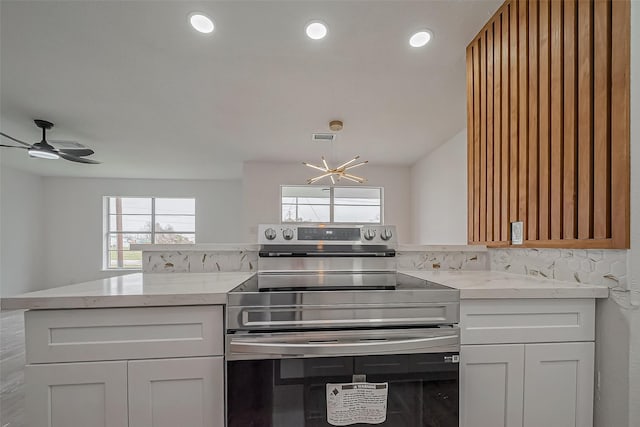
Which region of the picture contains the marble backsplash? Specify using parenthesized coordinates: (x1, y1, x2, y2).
(143, 249, 489, 273)
(396, 251, 488, 271)
(143, 251, 257, 273)
(490, 248, 632, 308)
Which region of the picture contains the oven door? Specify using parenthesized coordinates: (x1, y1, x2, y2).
(226, 328, 459, 427)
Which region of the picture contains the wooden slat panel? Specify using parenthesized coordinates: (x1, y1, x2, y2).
(467, 46, 474, 243)
(528, 0, 539, 241)
(487, 26, 494, 242)
(563, 0, 578, 239)
(494, 17, 502, 242)
(501, 8, 510, 242)
(518, 0, 529, 240)
(577, 0, 593, 239)
(480, 33, 487, 242)
(473, 39, 481, 243)
(610, 0, 630, 248)
(509, 1, 519, 235)
(593, 0, 611, 239)
(538, 0, 551, 241)
(550, 0, 564, 240)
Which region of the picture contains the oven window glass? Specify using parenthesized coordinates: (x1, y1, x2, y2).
(227, 353, 458, 427)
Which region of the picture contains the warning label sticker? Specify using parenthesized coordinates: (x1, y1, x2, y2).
(326, 382, 388, 426)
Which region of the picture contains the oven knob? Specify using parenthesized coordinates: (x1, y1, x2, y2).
(363, 229, 376, 240)
(381, 228, 393, 241)
(264, 228, 277, 240)
(282, 228, 295, 240)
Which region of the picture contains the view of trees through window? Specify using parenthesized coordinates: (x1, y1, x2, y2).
(281, 186, 382, 223)
(106, 197, 196, 269)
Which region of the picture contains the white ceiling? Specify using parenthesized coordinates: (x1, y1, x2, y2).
(0, 0, 500, 179)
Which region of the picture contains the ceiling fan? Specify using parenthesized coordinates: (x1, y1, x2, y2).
(0, 119, 101, 164)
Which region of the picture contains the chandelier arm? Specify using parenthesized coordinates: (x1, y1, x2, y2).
(336, 156, 360, 170)
(344, 161, 369, 170)
(308, 172, 333, 184)
(303, 162, 328, 172)
(322, 157, 330, 170)
(343, 173, 365, 183)
(330, 175, 336, 184)
(341, 174, 363, 184)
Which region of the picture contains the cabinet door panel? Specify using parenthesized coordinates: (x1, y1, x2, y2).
(128, 356, 224, 427)
(523, 342, 594, 427)
(25, 361, 128, 427)
(460, 344, 524, 427)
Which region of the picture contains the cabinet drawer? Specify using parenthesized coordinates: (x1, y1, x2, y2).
(26, 306, 223, 363)
(460, 299, 594, 344)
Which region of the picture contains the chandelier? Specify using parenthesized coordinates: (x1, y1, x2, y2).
(303, 155, 368, 184)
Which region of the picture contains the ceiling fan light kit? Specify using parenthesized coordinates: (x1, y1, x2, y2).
(0, 119, 101, 164)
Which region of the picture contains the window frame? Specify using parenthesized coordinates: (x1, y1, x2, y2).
(103, 196, 196, 270)
(280, 185, 384, 224)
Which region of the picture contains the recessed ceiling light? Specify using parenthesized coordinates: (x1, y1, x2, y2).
(409, 30, 433, 48)
(306, 21, 328, 40)
(189, 13, 214, 34)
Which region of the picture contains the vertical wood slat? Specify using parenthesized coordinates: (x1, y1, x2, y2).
(593, 0, 611, 239)
(487, 26, 495, 242)
(528, 0, 539, 241)
(473, 39, 481, 243)
(577, 0, 593, 239)
(518, 0, 529, 241)
(467, 46, 475, 243)
(480, 33, 487, 242)
(610, 0, 630, 248)
(563, 0, 578, 239)
(509, 0, 519, 239)
(501, 8, 510, 242)
(494, 17, 502, 242)
(465, 0, 629, 249)
(538, 0, 551, 240)
(551, 0, 564, 240)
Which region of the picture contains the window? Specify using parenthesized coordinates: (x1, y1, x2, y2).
(281, 186, 382, 223)
(105, 197, 196, 269)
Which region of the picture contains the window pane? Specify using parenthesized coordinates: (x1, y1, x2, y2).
(155, 215, 195, 232)
(154, 233, 196, 244)
(281, 186, 330, 203)
(109, 215, 152, 232)
(334, 205, 381, 223)
(155, 198, 195, 215)
(108, 250, 142, 269)
(108, 197, 151, 214)
(334, 188, 381, 205)
(282, 204, 330, 222)
(109, 233, 152, 250)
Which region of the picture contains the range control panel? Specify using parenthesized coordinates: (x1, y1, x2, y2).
(258, 224, 397, 245)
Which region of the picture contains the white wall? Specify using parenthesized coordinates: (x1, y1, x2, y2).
(242, 161, 412, 243)
(0, 165, 45, 296)
(42, 177, 242, 288)
(410, 129, 467, 245)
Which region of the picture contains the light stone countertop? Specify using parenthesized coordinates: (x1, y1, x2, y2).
(402, 270, 609, 299)
(1, 270, 609, 311)
(0, 272, 255, 310)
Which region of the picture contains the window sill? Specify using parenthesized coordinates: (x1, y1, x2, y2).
(101, 268, 142, 273)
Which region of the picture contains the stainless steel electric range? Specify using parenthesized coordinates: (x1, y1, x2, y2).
(226, 224, 460, 427)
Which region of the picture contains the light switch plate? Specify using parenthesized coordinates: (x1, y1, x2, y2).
(511, 221, 524, 245)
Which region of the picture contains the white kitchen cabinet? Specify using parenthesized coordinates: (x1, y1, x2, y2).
(23, 306, 226, 427)
(460, 344, 524, 427)
(128, 357, 225, 427)
(459, 298, 597, 427)
(25, 361, 128, 427)
(523, 342, 594, 427)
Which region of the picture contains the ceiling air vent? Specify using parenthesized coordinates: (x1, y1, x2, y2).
(311, 133, 336, 142)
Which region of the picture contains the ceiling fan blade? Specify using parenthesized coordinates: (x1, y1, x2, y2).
(59, 148, 95, 157)
(0, 132, 32, 147)
(0, 144, 28, 149)
(58, 151, 101, 164)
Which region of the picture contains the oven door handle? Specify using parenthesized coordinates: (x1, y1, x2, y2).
(229, 334, 458, 357)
